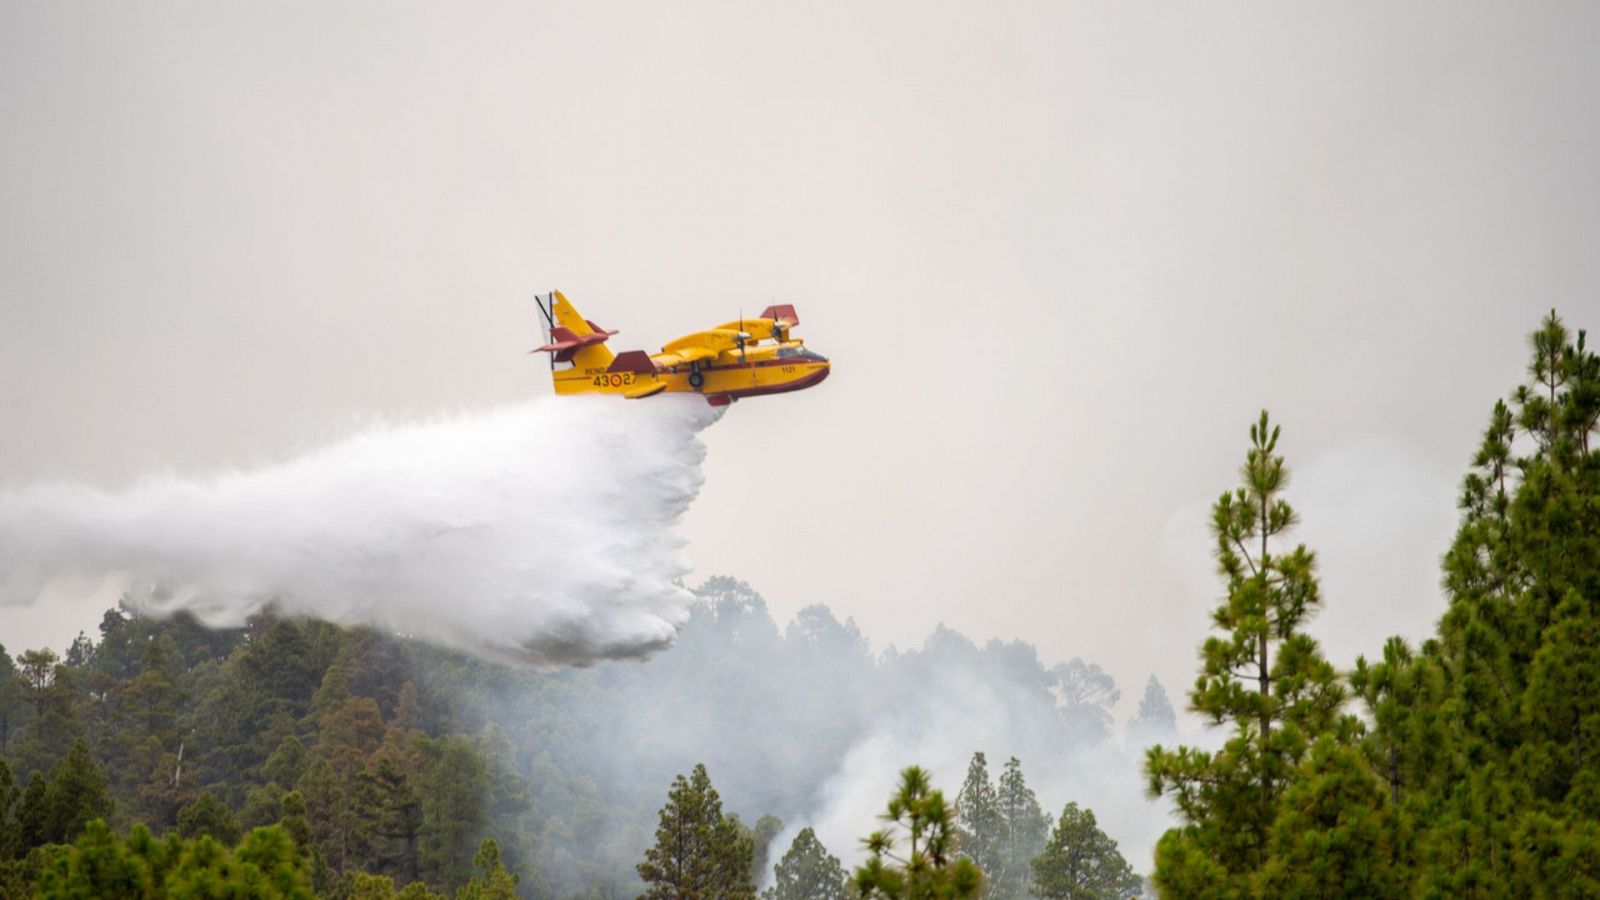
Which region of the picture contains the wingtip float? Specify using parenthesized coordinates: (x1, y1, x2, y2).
(531, 290, 830, 407)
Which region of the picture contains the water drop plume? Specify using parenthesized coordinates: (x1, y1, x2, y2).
(0, 396, 723, 665)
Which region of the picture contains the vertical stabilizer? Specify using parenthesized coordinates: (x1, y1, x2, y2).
(547, 291, 617, 371)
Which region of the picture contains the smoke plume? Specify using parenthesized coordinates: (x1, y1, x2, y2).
(0, 396, 722, 665)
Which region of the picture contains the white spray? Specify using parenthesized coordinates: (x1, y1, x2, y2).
(0, 396, 722, 665)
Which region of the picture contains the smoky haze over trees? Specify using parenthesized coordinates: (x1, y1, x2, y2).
(0, 574, 1166, 897)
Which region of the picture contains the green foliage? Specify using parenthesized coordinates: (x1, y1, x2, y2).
(954, 754, 1048, 899)
(414, 734, 491, 889)
(1146, 412, 1365, 894)
(1348, 637, 1448, 806)
(992, 758, 1048, 899)
(1030, 801, 1140, 900)
(178, 791, 241, 847)
(339, 871, 447, 900)
(33, 819, 314, 899)
(855, 766, 982, 899)
(1140, 311, 1600, 897)
(1352, 310, 1600, 895)
(954, 753, 1001, 880)
(763, 827, 848, 900)
(17, 771, 48, 850)
(36, 818, 156, 899)
(0, 577, 1134, 898)
(453, 838, 518, 900)
(745, 812, 784, 885)
(0, 757, 18, 861)
(0, 647, 21, 758)
(1254, 737, 1401, 899)
(637, 763, 755, 899)
(41, 738, 115, 846)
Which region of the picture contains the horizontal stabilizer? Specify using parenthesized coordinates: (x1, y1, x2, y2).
(535, 327, 613, 362)
(609, 350, 658, 374)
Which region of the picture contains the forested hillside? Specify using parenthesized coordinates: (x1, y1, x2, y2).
(0, 576, 1157, 898)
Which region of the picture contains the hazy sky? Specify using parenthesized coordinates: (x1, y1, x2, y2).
(3, 1, 1598, 718)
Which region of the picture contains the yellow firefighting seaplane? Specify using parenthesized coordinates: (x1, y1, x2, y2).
(532, 291, 829, 406)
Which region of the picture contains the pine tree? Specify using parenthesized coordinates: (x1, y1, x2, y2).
(278, 790, 329, 891)
(63, 633, 95, 669)
(0, 644, 19, 755)
(993, 758, 1048, 899)
(746, 813, 784, 885)
(637, 763, 755, 899)
(298, 755, 355, 880)
(362, 754, 423, 883)
(17, 648, 58, 717)
(1030, 802, 1141, 900)
(35, 819, 153, 899)
(1127, 675, 1178, 747)
(855, 766, 982, 899)
(763, 827, 848, 900)
(15, 655, 82, 779)
(1145, 412, 1350, 894)
(1255, 737, 1402, 899)
(955, 752, 1002, 880)
(0, 759, 18, 861)
(455, 838, 519, 900)
(41, 739, 113, 846)
(16, 773, 47, 852)
(1407, 310, 1600, 893)
(170, 826, 316, 899)
(264, 736, 310, 789)
(177, 791, 241, 846)
(416, 735, 491, 890)
(123, 640, 180, 748)
(1349, 637, 1448, 806)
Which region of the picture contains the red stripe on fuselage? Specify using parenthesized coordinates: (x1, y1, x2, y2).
(717, 365, 830, 400)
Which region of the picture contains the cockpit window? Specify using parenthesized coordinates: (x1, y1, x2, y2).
(777, 346, 829, 362)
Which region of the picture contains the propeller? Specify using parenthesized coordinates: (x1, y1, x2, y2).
(738, 308, 746, 362)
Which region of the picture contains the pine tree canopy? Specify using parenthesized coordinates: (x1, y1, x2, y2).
(637, 763, 756, 899)
(764, 827, 848, 900)
(1030, 801, 1141, 900)
(855, 766, 982, 899)
(1145, 411, 1370, 895)
(1145, 311, 1600, 898)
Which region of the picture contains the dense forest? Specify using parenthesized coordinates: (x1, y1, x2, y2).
(0, 310, 1595, 899)
(0, 575, 1160, 897)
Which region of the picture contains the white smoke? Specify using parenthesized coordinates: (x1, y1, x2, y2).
(789, 687, 1174, 882)
(0, 396, 723, 665)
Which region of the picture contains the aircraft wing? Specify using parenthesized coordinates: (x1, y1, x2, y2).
(650, 346, 719, 368)
(654, 329, 744, 367)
